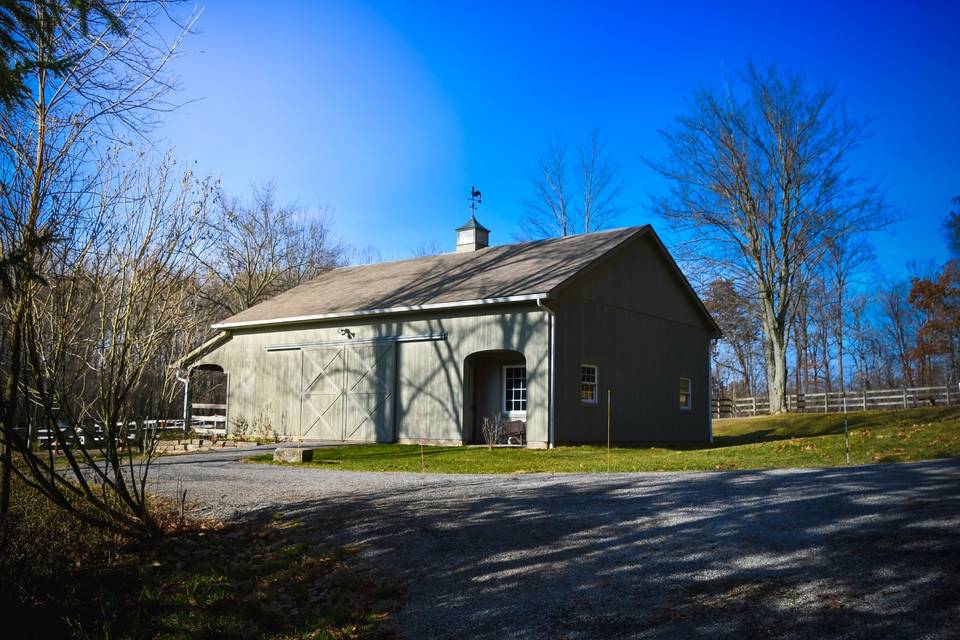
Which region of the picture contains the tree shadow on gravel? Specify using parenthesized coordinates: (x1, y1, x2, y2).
(234, 460, 960, 640)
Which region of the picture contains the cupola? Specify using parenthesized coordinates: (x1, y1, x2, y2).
(455, 215, 490, 253)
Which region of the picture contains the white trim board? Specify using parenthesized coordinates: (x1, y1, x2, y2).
(213, 293, 551, 330)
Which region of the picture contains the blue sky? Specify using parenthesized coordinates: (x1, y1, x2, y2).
(157, 0, 960, 275)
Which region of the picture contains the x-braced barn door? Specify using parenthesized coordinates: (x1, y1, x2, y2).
(343, 343, 396, 441)
(300, 343, 396, 442)
(300, 347, 345, 440)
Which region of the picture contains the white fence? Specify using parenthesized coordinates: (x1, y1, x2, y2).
(713, 383, 960, 418)
(190, 402, 227, 435)
(10, 403, 226, 450)
(20, 419, 184, 451)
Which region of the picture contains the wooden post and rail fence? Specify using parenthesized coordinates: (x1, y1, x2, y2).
(711, 383, 960, 419)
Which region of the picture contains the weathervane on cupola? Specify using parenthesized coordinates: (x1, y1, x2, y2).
(455, 186, 490, 253)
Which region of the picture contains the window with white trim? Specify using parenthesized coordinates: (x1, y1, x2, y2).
(680, 377, 692, 410)
(580, 365, 598, 405)
(503, 365, 527, 415)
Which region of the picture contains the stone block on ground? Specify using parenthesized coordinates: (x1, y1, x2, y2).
(273, 447, 313, 463)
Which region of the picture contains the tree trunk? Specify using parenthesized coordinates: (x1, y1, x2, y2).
(734, 345, 753, 398)
(950, 335, 958, 384)
(837, 332, 845, 393)
(792, 318, 804, 398)
(761, 308, 789, 414)
(0, 299, 25, 546)
(0, 437, 11, 549)
(821, 327, 832, 394)
(835, 288, 845, 393)
(799, 312, 810, 392)
(767, 337, 788, 414)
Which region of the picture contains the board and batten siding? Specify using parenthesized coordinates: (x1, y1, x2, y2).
(191, 305, 552, 446)
(552, 232, 713, 442)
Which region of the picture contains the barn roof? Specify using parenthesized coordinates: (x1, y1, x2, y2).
(212, 224, 719, 335)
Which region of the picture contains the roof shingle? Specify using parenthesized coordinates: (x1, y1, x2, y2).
(214, 226, 647, 328)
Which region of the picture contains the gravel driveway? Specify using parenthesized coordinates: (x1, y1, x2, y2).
(150, 450, 960, 639)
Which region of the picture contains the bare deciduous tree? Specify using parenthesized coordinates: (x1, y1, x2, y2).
(650, 62, 890, 413)
(521, 128, 625, 239)
(578, 128, 626, 234)
(946, 195, 960, 262)
(348, 244, 384, 265)
(0, 0, 198, 540)
(15, 153, 213, 538)
(703, 278, 760, 396)
(194, 184, 344, 318)
(522, 138, 572, 238)
(810, 278, 833, 393)
(411, 239, 444, 257)
(847, 293, 876, 389)
(826, 233, 875, 393)
(878, 281, 917, 386)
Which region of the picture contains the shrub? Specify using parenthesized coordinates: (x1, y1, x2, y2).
(480, 416, 504, 450)
(231, 415, 250, 440)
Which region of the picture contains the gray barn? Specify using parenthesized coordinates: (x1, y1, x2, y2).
(183, 221, 721, 447)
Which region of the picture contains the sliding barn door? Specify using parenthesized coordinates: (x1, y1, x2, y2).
(342, 343, 396, 442)
(300, 343, 396, 442)
(300, 347, 346, 440)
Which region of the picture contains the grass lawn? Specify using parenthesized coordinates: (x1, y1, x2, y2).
(250, 406, 960, 474)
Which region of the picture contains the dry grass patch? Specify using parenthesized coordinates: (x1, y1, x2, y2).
(1, 479, 401, 639)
